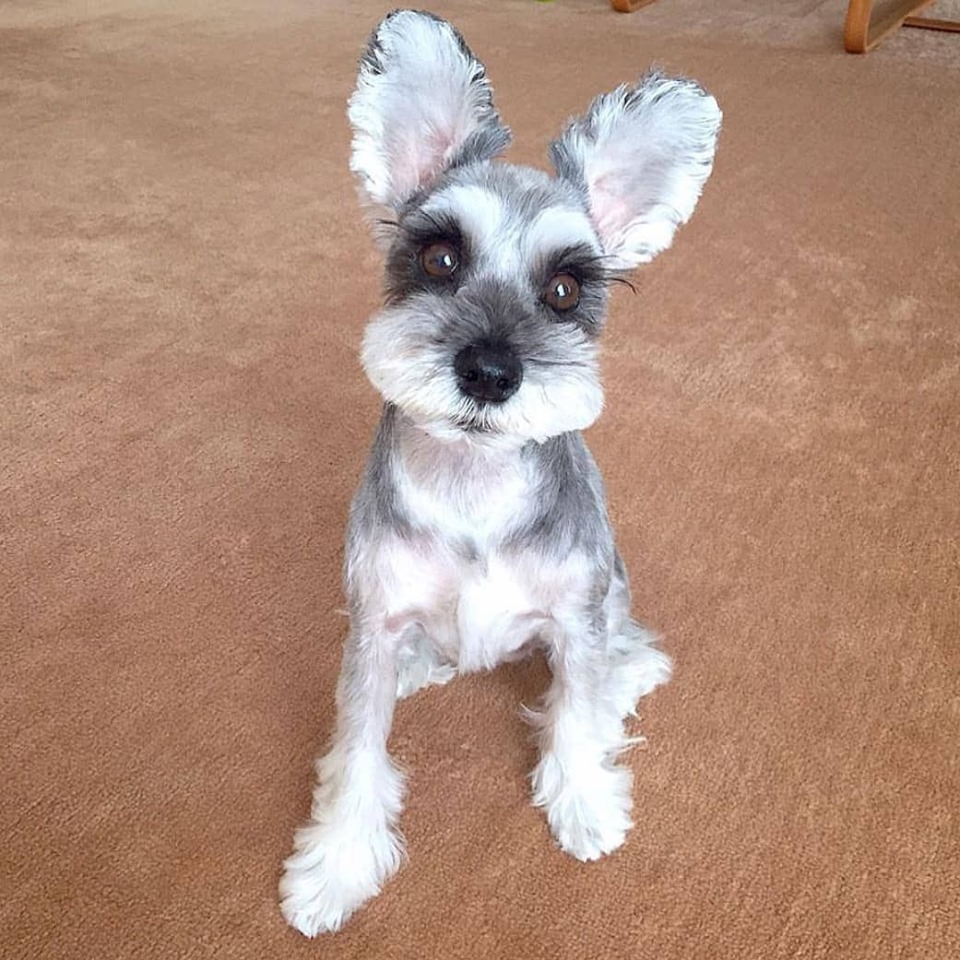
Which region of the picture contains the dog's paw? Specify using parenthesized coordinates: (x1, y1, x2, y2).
(532, 755, 633, 862)
(396, 657, 456, 699)
(279, 819, 404, 936)
(606, 628, 672, 718)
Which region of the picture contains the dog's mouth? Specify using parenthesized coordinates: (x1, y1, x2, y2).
(450, 400, 508, 436)
(447, 419, 501, 441)
(414, 413, 509, 448)
(452, 414, 497, 434)
(407, 403, 511, 444)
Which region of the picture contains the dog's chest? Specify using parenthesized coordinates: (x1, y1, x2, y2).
(396, 438, 532, 545)
(387, 439, 582, 670)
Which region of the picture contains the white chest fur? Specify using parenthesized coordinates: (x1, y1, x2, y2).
(365, 425, 589, 671)
(394, 425, 533, 544)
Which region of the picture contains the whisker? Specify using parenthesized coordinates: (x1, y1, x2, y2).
(525, 358, 594, 369)
(420, 209, 452, 235)
(607, 276, 637, 294)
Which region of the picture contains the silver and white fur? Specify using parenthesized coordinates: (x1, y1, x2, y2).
(280, 10, 721, 936)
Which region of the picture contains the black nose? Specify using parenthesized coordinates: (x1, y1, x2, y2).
(454, 341, 523, 404)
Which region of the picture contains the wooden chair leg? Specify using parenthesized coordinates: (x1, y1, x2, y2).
(611, 0, 658, 13)
(844, 0, 956, 53)
(903, 16, 960, 33)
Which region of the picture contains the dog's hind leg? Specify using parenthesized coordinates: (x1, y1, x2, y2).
(605, 618, 672, 721)
(395, 626, 456, 699)
(603, 552, 672, 720)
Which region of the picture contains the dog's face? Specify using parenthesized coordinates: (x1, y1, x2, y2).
(363, 164, 607, 442)
(348, 10, 721, 444)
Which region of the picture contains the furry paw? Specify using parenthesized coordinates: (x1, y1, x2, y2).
(279, 820, 403, 936)
(396, 657, 456, 699)
(607, 626, 672, 719)
(532, 754, 633, 861)
(395, 636, 457, 699)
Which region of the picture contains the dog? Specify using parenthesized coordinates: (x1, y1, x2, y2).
(279, 10, 721, 936)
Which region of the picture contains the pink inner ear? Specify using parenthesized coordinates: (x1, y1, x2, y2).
(391, 117, 475, 204)
(589, 172, 632, 249)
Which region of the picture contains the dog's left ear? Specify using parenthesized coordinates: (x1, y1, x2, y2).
(550, 71, 721, 270)
(348, 10, 511, 212)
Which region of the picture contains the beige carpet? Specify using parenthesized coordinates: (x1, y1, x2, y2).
(2, 2, 958, 958)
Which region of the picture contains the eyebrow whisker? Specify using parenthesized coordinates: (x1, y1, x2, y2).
(607, 276, 637, 294)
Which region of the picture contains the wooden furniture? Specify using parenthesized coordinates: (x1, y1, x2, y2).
(844, 0, 960, 53)
(608, 0, 958, 53)
(611, 0, 657, 13)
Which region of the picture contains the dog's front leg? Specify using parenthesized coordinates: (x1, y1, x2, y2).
(280, 625, 404, 936)
(531, 610, 635, 862)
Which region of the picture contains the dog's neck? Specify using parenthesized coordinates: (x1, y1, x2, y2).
(390, 409, 538, 540)
(393, 410, 533, 489)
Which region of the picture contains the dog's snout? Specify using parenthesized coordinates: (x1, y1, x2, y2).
(454, 341, 522, 404)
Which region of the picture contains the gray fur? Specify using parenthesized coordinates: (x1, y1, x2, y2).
(281, 11, 720, 937)
(386, 163, 611, 335)
(349, 406, 614, 564)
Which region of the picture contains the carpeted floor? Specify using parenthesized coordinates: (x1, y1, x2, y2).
(2, 2, 958, 958)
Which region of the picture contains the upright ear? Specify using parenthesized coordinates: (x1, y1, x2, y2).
(550, 71, 721, 270)
(348, 10, 511, 212)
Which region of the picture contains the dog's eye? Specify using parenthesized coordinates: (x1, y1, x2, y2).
(420, 242, 459, 279)
(544, 273, 581, 312)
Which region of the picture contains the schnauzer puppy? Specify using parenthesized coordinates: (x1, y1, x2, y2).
(280, 9, 721, 936)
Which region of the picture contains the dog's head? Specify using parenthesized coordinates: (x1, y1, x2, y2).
(348, 10, 721, 444)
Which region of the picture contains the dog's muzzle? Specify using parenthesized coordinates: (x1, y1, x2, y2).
(454, 340, 523, 404)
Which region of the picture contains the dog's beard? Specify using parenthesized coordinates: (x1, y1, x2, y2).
(361, 308, 604, 444)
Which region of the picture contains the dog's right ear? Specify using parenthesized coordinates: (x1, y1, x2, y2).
(348, 10, 511, 212)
